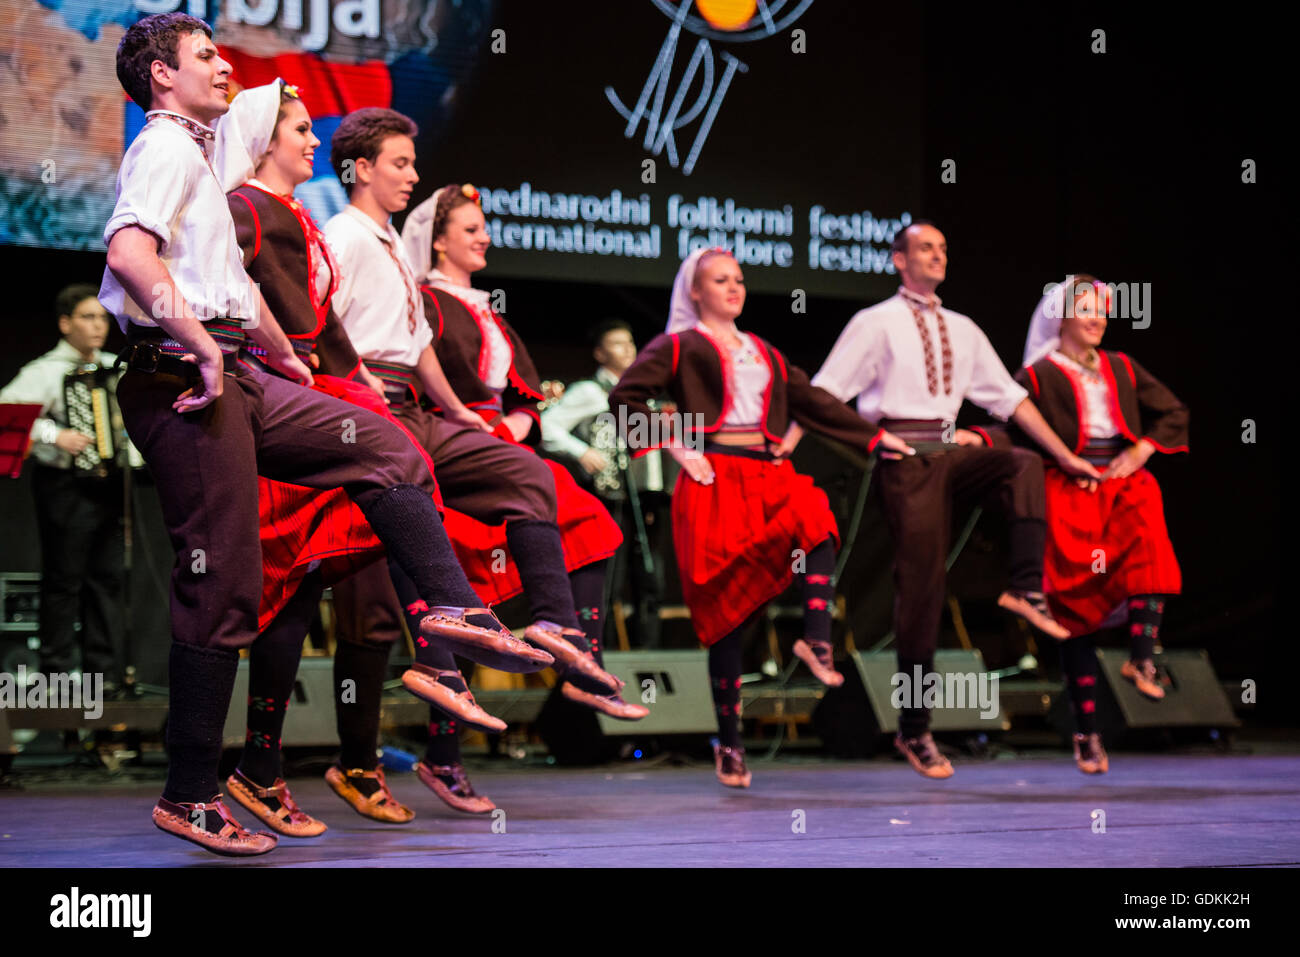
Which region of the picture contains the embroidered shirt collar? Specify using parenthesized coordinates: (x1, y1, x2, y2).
(146, 110, 216, 152)
(899, 286, 942, 312)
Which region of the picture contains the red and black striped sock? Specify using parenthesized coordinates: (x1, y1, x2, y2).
(1127, 594, 1167, 662)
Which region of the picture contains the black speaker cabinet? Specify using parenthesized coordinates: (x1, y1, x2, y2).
(537, 650, 716, 764)
(813, 649, 1007, 756)
(1048, 647, 1239, 741)
(221, 657, 339, 748)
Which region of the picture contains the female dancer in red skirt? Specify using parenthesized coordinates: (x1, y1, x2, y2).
(1017, 276, 1187, 773)
(609, 248, 913, 787)
(391, 184, 646, 807)
(212, 82, 541, 833)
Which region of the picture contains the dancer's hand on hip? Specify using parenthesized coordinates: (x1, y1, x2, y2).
(669, 445, 714, 485)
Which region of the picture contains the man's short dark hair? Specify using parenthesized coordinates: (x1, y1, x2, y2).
(891, 218, 939, 256)
(54, 284, 102, 322)
(590, 318, 632, 350)
(116, 13, 212, 111)
(330, 108, 419, 195)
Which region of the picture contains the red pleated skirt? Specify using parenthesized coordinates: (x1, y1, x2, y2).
(1043, 467, 1182, 638)
(671, 452, 838, 646)
(255, 375, 441, 630)
(443, 457, 624, 606)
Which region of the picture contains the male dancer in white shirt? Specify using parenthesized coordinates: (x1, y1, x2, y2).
(806, 220, 1100, 778)
(320, 108, 623, 815)
(101, 13, 547, 855)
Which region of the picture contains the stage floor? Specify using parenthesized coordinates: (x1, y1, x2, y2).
(3, 752, 1299, 867)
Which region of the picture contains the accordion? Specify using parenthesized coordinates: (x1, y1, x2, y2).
(63, 365, 125, 478)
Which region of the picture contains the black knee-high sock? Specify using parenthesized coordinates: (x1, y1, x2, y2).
(896, 653, 934, 739)
(1008, 518, 1048, 594)
(1127, 594, 1167, 662)
(425, 710, 462, 767)
(1059, 635, 1099, 735)
(569, 560, 609, 667)
(802, 538, 836, 646)
(163, 643, 239, 804)
(356, 486, 490, 666)
(239, 573, 323, 786)
(708, 627, 745, 749)
(334, 638, 391, 775)
(506, 519, 582, 635)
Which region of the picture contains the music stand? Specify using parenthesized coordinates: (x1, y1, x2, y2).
(0, 404, 42, 478)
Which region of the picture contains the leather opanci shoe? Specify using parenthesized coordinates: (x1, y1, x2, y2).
(324, 765, 414, 823)
(151, 795, 278, 856)
(894, 732, 955, 779)
(226, 770, 327, 837)
(713, 743, 751, 788)
(997, 590, 1071, 640)
(523, 621, 621, 695)
(792, 638, 844, 687)
(1121, 658, 1165, 700)
(416, 761, 496, 815)
(560, 681, 649, 720)
(401, 664, 507, 733)
(1073, 732, 1109, 773)
(419, 606, 554, 673)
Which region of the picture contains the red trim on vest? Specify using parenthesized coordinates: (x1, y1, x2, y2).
(1045, 356, 1089, 454)
(243, 183, 334, 340)
(232, 191, 261, 263)
(670, 333, 680, 376)
(1025, 365, 1040, 397)
(1099, 354, 1139, 445)
(867, 429, 884, 453)
(1117, 351, 1137, 388)
(421, 286, 446, 341)
(693, 326, 732, 435)
(752, 335, 780, 443)
(970, 426, 993, 447)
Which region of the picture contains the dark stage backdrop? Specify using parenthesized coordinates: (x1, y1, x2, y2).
(0, 4, 1285, 721)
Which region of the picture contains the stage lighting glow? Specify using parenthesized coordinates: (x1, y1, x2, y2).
(696, 0, 758, 30)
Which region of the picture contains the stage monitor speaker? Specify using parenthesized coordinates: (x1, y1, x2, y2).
(221, 657, 338, 749)
(813, 649, 1007, 757)
(536, 650, 715, 765)
(1049, 648, 1239, 740)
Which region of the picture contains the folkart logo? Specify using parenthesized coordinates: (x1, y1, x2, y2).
(606, 0, 815, 176)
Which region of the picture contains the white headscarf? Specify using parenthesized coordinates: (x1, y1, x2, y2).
(668, 246, 737, 333)
(400, 186, 451, 282)
(1023, 276, 1074, 368)
(213, 79, 286, 193)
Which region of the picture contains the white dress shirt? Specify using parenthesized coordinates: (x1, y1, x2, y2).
(812, 288, 1028, 423)
(99, 113, 256, 329)
(719, 333, 771, 428)
(1047, 351, 1119, 439)
(540, 365, 664, 492)
(426, 270, 512, 390)
(325, 205, 432, 367)
(0, 340, 142, 469)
